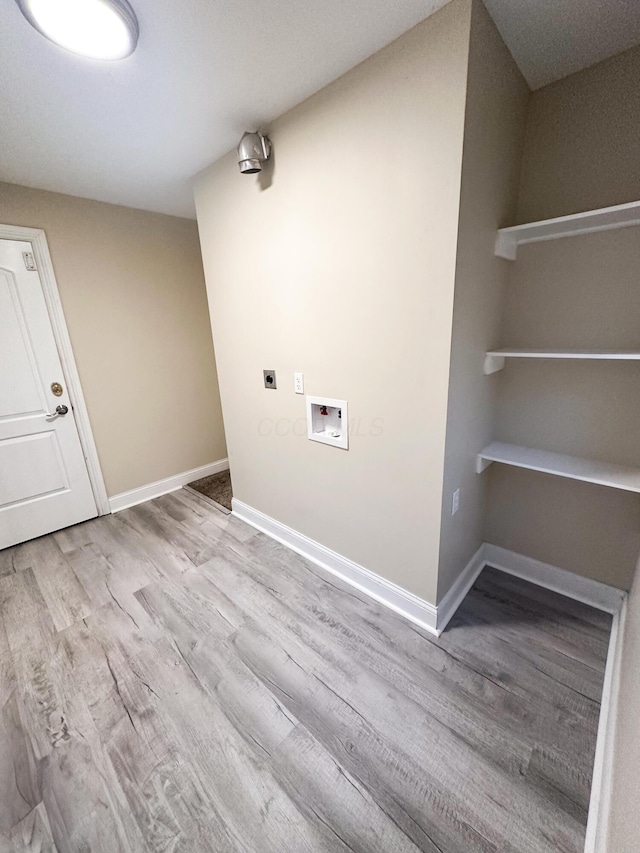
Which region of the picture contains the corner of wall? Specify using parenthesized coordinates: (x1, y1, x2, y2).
(436, 0, 529, 603)
(195, 3, 474, 607)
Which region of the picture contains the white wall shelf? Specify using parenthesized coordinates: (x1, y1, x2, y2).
(495, 200, 640, 260)
(484, 349, 640, 375)
(476, 442, 640, 493)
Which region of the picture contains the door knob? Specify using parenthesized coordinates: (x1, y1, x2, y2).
(45, 404, 69, 419)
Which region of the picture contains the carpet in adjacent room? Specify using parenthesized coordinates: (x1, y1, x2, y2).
(187, 469, 233, 512)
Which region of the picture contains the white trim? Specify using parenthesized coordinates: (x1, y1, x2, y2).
(232, 498, 440, 635)
(436, 544, 487, 633)
(0, 223, 110, 516)
(482, 544, 625, 614)
(584, 597, 627, 853)
(110, 459, 229, 513)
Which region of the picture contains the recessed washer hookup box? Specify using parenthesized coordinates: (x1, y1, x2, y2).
(306, 396, 348, 450)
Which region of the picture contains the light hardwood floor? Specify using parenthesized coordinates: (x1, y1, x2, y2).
(0, 488, 611, 852)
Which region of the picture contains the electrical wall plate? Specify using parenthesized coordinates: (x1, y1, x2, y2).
(306, 395, 348, 450)
(263, 370, 277, 389)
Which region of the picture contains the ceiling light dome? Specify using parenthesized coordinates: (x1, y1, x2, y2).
(16, 0, 139, 60)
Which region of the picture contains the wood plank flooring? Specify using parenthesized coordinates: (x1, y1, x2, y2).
(0, 488, 611, 852)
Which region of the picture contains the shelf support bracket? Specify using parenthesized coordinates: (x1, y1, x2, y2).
(476, 455, 493, 474)
(483, 354, 505, 375)
(494, 232, 518, 260)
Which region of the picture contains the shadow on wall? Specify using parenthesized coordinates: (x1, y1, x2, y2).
(258, 133, 275, 191)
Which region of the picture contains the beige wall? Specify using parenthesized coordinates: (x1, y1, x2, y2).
(0, 182, 227, 497)
(195, 0, 472, 604)
(485, 467, 639, 590)
(517, 43, 640, 223)
(484, 52, 640, 590)
(437, 0, 529, 600)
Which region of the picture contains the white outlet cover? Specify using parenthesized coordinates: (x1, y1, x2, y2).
(294, 372, 304, 394)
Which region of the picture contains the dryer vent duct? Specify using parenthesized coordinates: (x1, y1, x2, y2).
(237, 131, 271, 174)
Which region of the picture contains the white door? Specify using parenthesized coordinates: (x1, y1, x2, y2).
(0, 238, 97, 549)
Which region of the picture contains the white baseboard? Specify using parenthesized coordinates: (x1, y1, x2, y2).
(436, 545, 487, 633)
(232, 499, 440, 635)
(584, 597, 628, 853)
(231, 502, 627, 640)
(483, 543, 625, 614)
(109, 459, 229, 513)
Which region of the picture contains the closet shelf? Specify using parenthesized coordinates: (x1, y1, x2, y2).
(483, 349, 640, 375)
(476, 442, 640, 493)
(495, 200, 640, 260)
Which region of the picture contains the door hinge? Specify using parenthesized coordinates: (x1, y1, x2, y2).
(23, 251, 37, 271)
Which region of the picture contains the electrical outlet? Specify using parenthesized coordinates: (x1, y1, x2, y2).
(263, 370, 277, 389)
(294, 372, 304, 394)
(452, 488, 460, 516)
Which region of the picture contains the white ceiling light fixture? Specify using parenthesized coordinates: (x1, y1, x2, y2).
(15, 0, 139, 61)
